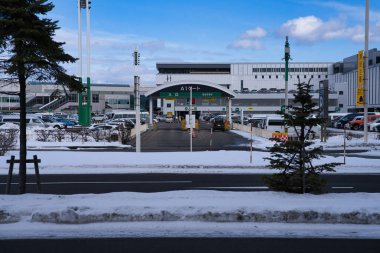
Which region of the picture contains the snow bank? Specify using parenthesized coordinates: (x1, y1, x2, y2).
(1, 150, 379, 175)
(1, 191, 380, 225)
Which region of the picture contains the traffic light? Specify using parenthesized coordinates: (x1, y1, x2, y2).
(192, 98, 195, 105)
(133, 50, 140, 66)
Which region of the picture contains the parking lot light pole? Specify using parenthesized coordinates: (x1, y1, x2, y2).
(364, 0, 369, 144)
(133, 48, 141, 152)
(284, 36, 291, 133)
(190, 87, 193, 152)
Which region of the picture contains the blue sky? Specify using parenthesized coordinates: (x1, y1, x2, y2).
(47, 0, 380, 85)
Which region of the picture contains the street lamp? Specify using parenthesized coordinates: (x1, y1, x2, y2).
(77, 0, 91, 126)
(363, 0, 369, 144)
(283, 36, 291, 133)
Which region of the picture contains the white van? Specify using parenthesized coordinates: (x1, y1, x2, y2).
(0, 115, 46, 128)
(111, 110, 149, 123)
(259, 115, 285, 132)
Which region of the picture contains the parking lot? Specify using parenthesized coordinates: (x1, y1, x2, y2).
(129, 121, 251, 152)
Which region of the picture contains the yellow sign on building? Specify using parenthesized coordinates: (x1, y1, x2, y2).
(357, 50, 364, 86)
(356, 87, 364, 106)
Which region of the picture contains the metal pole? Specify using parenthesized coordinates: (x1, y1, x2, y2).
(85, 0, 91, 126)
(149, 97, 153, 126)
(284, 36, 290, 133)
(190, 87, 193, 152)
(135, 76, 141, 152)
(228, 98, 232, 129)
(240, 109, 243, 125)
(364, 0, 369, 144)
(210, 128, 213, 151)
(77, 0, 83, 124)
(343, 128, 346, 165)
(250, 124, 253, 163)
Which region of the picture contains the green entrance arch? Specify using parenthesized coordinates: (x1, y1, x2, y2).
(145, 81, 235, 127)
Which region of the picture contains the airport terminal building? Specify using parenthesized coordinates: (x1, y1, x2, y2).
(154, 62, 335, 116)
(1, 49, 380, 116)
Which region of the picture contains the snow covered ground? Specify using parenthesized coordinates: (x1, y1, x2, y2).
(1, 191, 380, 239)
(1, 129, 380, 239)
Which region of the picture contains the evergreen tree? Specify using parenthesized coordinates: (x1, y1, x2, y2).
(263, 79, 338, 194)
(0, 0, 82, 194)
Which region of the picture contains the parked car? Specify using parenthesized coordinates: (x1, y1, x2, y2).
(347, 116, 364, 130)
(348, 115, 380, 130)
(212, 117, 226, 131)
(269, 88, 277, 93)
(209, 115, 226, 123)
(41, 118, 65, 129)
(89, 124, 117, 131)
(367, 118, 380, 131)
(258, 88, 268, 93)
(92, 114, 108, 122)
(335, 113, 376, 129)
(155, 114, 167, 122)
(165, 116, 174, 123)
(54, 117, 78, 128)
(0, 115, 46, 128)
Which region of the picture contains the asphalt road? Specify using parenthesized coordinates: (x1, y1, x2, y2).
(1, 237, 379, 253)
(2, 173, 380, 194)
(129, 121, 251, 151)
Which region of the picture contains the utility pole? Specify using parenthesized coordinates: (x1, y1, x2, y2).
(190, 87, 193, 152)
(133, 48, 141, 152)
(85, 0, 91, 126)
(364, 0, 370, 144)
(77, 0, 91, 126)
(284, 36, 291, 133)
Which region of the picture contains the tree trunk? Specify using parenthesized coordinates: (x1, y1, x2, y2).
(16, 42, 27, 194)
(300, 125, 305, 194)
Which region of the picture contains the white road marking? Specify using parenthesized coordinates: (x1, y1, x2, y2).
(193, 186, 269, 189)
(331, 186, 354, 189)
(2, 181, 193, 185)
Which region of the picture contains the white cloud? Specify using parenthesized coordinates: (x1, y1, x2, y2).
(228, 27, 266, 50)
(228, 39, 262, 50)
(242, 27, 267, 39)
(54, 28, 231, 85)
(317, 1, 380, 23)
(277, 15, 378, 43)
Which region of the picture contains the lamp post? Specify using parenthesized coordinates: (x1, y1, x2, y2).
(133, 48, 141, 152)
(190, 87, 193, 152)
(284, 36, 291, 133)
(364, 0, 369, 144)
(77, 0, 91, 126)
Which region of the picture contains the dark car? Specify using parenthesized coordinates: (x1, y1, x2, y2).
(335, 113, 375, 129)
(212, 117, 226, 131)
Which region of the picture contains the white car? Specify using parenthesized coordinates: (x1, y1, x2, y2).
(165, 116, 174, 123)
(41, 118, 66, 129)
(367, 118, 380, 131)
(92, 114, 108, 122)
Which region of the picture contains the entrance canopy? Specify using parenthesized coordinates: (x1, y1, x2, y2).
(145, 81, 235, 99)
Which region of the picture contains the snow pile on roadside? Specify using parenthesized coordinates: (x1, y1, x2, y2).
(1, 150, 380, 174)
(1, 191, 380, 225)
(231, 129, 380, 150)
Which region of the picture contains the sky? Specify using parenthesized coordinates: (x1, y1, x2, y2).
(46, 0, 380, 85)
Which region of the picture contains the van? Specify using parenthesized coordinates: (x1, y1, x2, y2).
(0, 114, 46, 128)
(260, 115, 285, 132)
(111, 110, 149, 124)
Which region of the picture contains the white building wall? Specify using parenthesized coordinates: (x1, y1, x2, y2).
(330, 65, 380, 112)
